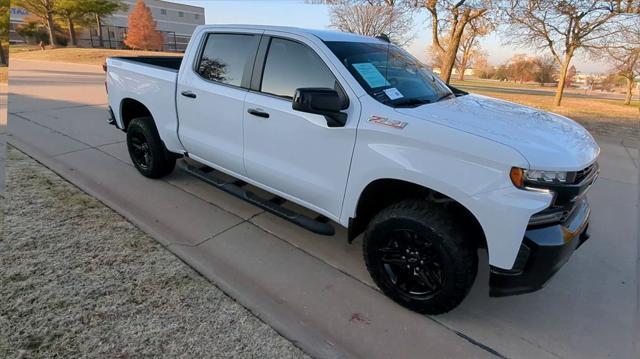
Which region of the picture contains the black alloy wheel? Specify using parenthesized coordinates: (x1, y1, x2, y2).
(129, 132, 153, 170)
(363, 200, 477, 314)
(378, 229, 445, 299)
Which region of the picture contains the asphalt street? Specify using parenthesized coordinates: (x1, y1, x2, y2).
(7, 59, 640, 359)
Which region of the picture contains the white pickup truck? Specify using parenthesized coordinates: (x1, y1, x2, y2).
(106, 25, 599, 314)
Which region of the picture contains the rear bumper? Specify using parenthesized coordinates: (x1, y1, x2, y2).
(489, 197, 590, 297)
(107, 106, 119, 129)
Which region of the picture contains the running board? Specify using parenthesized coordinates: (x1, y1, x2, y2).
(182, 164, 335, 236)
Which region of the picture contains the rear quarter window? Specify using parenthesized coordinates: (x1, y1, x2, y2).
(197, 33, 260, 87)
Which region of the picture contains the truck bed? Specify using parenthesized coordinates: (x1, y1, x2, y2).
(110, 56, 183, 71)
(106, 55, 184, 154)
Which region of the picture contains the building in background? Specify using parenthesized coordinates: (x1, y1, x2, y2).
(10, 0, 205, 52)
(9, 7, 28, 44)
(81, 0, 205, 51)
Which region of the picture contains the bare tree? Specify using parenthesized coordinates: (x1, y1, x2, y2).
(473, 54, 495, 78)
(419, 0, 493, 84)
(532, 55, 558, 86)
(329, 0, 415, 45)
(502, 1, 634, 106)
(455, 18, 491, 80)
(507, 53, 536, 83)
(592, 16, 640, 105)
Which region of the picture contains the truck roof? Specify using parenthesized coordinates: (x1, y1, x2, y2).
(195, 24, 383, 43)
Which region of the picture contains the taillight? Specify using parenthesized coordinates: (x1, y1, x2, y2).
(103, 62, 108, 94)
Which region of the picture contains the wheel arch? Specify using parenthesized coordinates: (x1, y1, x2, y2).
(120, 98, 153, 131)
(347, 178, 487, 251)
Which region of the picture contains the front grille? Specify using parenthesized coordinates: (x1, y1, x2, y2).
(529, 163, 598, 226)
(572, 163, 597, 184)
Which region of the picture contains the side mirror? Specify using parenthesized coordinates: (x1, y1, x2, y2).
(292, 88, 347, 127)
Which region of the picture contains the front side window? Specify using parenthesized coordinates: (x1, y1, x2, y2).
(324, 41, 453, 107)
(178, 11, 184, 17)
(197, 33, 260, 87)
(261, 38, 341, 100)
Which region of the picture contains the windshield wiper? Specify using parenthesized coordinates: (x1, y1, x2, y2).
(435, 93, 455, 102)
(393, 98, 432, 108)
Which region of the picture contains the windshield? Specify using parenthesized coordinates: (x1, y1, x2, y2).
(324, 41, 453, 108)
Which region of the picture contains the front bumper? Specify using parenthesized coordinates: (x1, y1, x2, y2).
(489, 197, 590, 297)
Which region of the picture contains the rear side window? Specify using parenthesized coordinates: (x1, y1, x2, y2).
(197, 33, 260, 87)
(261, 38, 340, 99)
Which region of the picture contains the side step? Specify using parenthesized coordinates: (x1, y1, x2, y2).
(182, 164, 335, 236)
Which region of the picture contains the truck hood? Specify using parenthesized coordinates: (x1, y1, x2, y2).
(396, 94, 599, 171)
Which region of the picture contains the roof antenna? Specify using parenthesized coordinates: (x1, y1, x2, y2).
(376, 34, 390, 43)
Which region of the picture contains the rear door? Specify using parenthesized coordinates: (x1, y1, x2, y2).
(242, 34, 360, 219)
(177, 30, 262, 175)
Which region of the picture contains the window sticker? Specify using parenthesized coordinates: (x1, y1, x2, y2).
(352, 63, 390, 89)
(383, 87, 403, 100)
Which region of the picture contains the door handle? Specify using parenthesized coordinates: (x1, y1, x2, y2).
(181, 90, 197, 99)
(247, 108, 270, 118)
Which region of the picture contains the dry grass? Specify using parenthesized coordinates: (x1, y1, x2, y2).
(0, 147, 308, 358)
(11, 46, 181, 66)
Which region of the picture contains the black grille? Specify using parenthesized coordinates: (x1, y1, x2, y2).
(529, 163, 598, 226)
(573, 163, 597, 184)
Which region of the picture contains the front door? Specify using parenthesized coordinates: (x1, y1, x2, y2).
(243, 35, 360, 219)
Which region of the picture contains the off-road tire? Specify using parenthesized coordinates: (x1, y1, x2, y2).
(127, 117, 176, 178)
(363, 200, 477, 314)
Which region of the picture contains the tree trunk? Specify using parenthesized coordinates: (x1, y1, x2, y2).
(96, 14, 104, 48)
(457, 57, 468, 81)
(46, 13, 57, 47)
(0, 44, 6, 65)
(67, 17, 77, 47)
(440, 44, 458, 83)
(440, 33, 464, 83)
(624, 77, 634, 105)
(554, 53, 573, 106)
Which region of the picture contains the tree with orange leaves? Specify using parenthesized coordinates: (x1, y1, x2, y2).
(124, 0, 163, 51)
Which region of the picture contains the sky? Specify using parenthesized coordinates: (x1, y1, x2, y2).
(173, 0, 607, 73)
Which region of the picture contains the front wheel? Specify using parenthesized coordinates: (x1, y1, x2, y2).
(127, 117, 176, 178)
(363, 200, 477, 314)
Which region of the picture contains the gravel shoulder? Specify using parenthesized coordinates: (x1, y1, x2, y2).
(0, 146, 308, 358)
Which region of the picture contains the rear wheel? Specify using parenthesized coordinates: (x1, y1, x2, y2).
(127, 117, 176, 178)
(363, 200, 477, 314)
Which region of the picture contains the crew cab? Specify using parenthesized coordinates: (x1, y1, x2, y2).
(105, 25, 599, 314)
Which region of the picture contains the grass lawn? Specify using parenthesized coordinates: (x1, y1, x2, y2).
(10, 46, 181, 66)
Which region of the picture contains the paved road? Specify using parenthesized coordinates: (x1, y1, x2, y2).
(8, 59, 639, 358)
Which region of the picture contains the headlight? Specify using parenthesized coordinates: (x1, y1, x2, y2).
(510, 168, 569, 189)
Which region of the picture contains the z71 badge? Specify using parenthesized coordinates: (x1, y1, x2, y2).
(368, 116, 408, 129)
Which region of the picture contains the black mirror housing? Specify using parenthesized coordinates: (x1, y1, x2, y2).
(292, 88, 347, 127)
